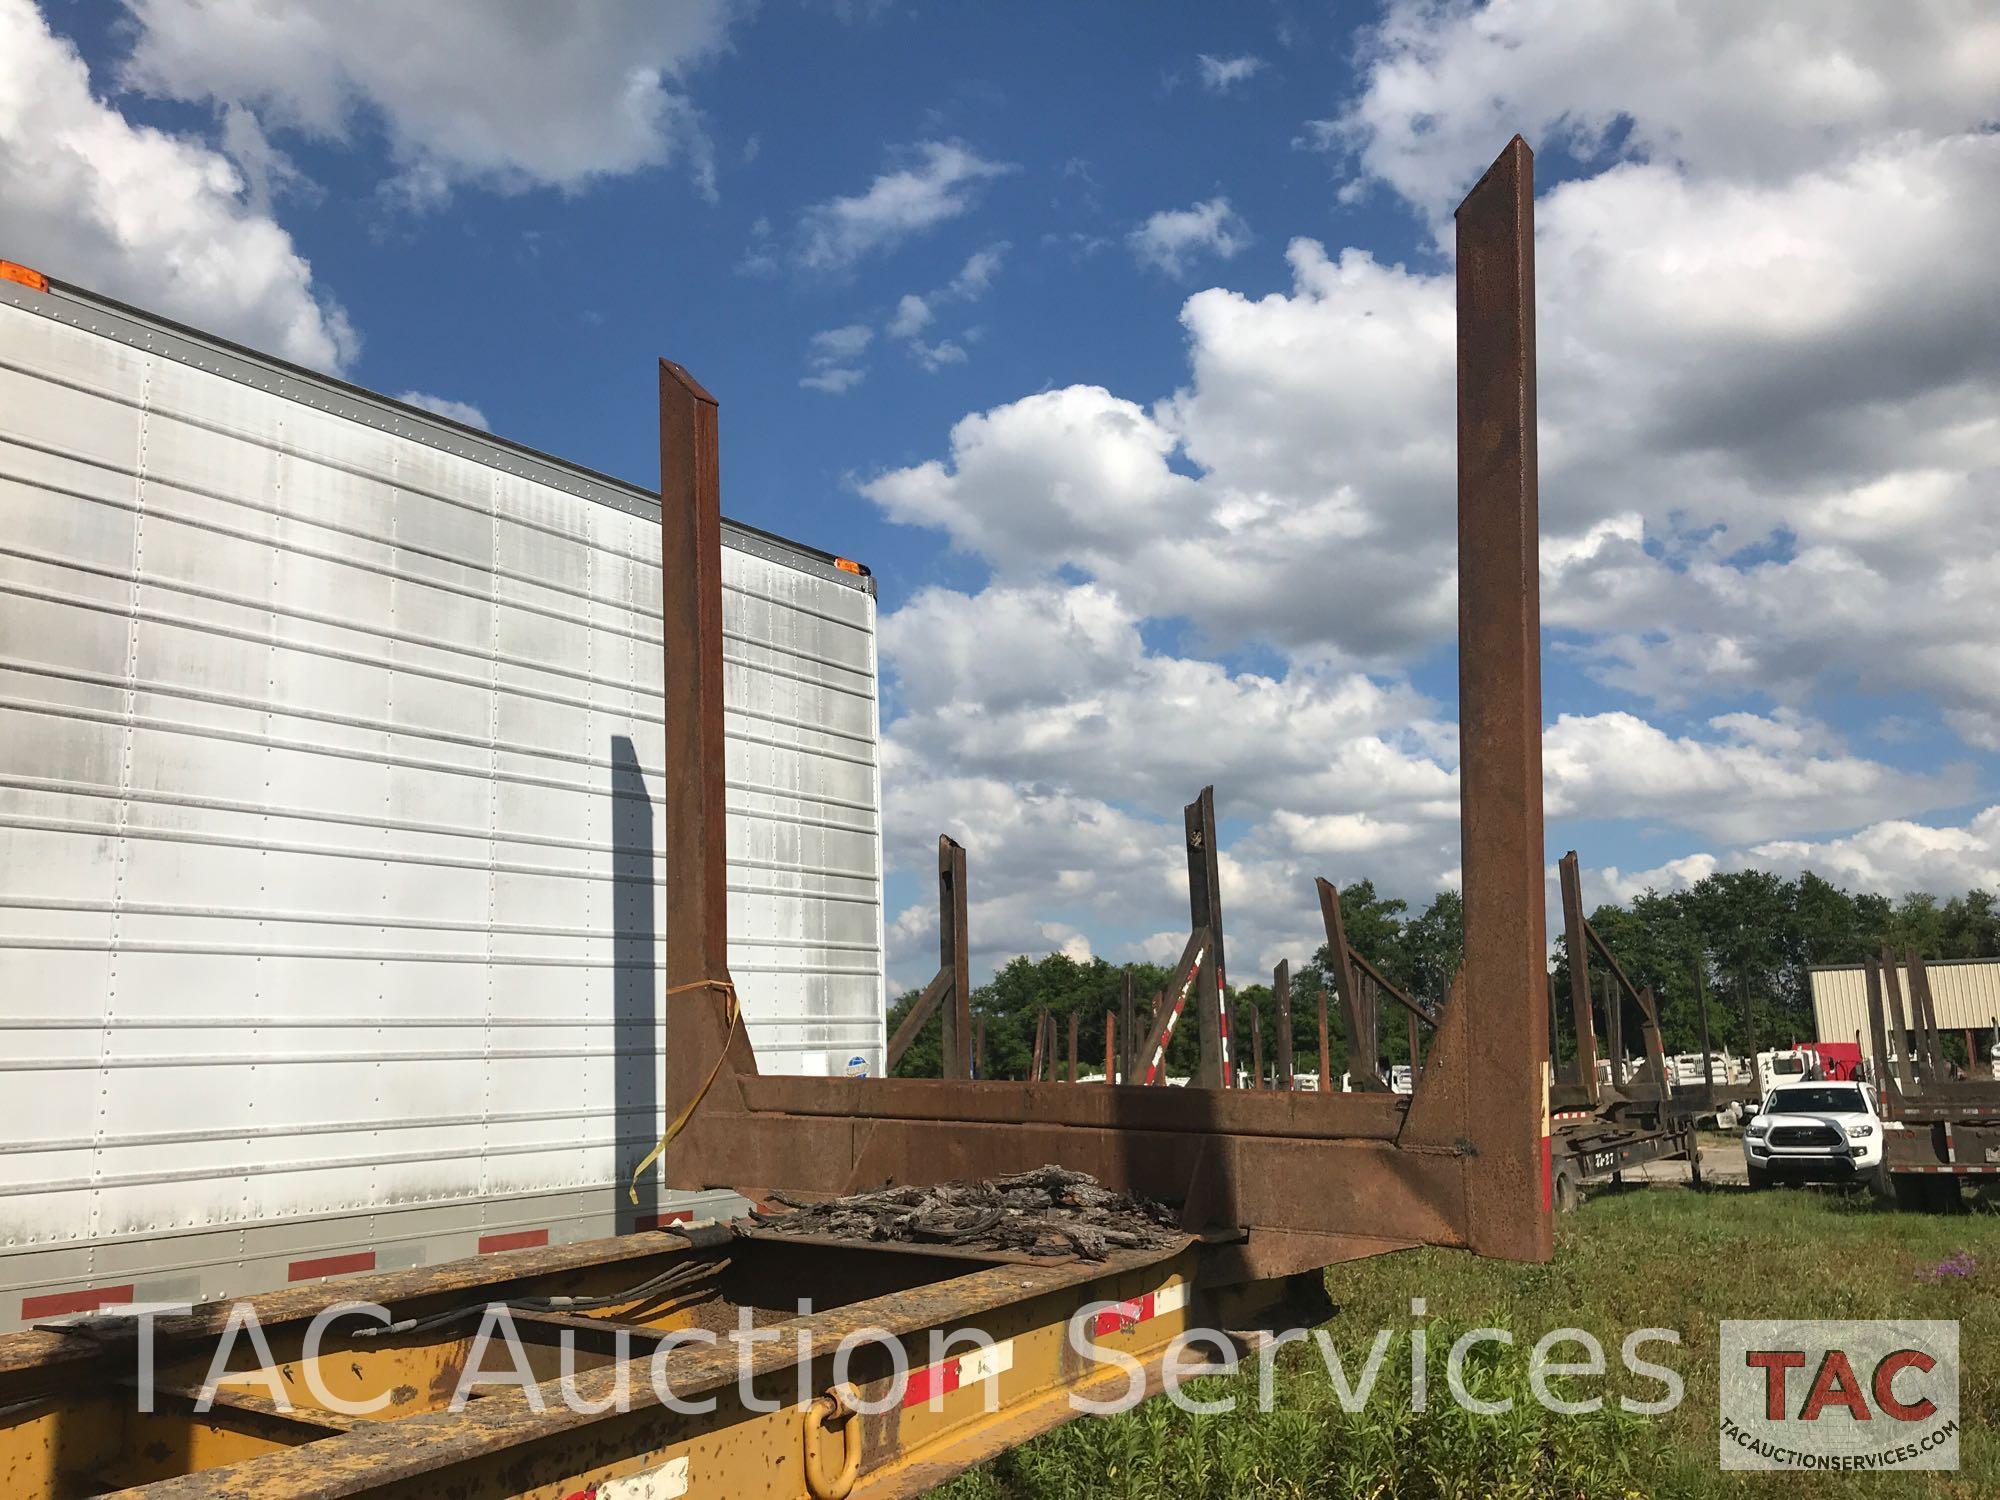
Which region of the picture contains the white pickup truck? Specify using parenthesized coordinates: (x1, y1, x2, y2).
(1743, 1080, 1886, 1191)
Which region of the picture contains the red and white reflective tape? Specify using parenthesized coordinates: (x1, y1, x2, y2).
(563, 1454, 691, 1500)
(1218, 973, 1231, 1076)
(478, 1228, 548, 1254)
(901, 1338, 1015, 1408)
(21, 1284, 135, 1321)
(1903, 1163, 2000, 1174)
(1090, 1280, 1189, 1337)
(1945, 1122, 1958, 1164)
(1143, 946, 1206, 1084)
(289, 1251, 375, 1282)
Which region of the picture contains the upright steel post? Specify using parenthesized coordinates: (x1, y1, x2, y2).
(1316, 987, 1331, 1091)
(1185, 788, 1229, 1088)
(1453, 135, 1552, 1261)
(1068, 1011, 1080, 1084)
(1103, 1010, 1116, 1084)
(1119, 969, 1137, 1083)
(1249, 1004, 1264, 1090)
(1274, 960, 1295, 1090)
(1407, 1008, 1423, 1088)
(1604, 972, 1623, 1089)
(1546, 974, 1561, 1074)
(1696, 961, 1715, 1090)
(1638, 985, 1668, 1096)
(1316, 879, 1375, 1090)
(1557, 851, 1599, 1103)
(1907, 951, 1945, 1083)
(939, 836, 972, 1079)
(660, 362, 756, 1140)
(1880, 949, 1916, 1094)
(1863, 956, 1899, 1104)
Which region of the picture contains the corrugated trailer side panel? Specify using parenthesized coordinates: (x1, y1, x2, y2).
(0, 280, 885, 1329)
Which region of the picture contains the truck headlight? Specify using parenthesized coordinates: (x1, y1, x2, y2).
(1746, 1121, 1769, 1137)
(1846, 1123, 1874, 1139)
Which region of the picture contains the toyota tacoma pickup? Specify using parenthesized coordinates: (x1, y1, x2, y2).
(1743, 1079, 1885, 1190)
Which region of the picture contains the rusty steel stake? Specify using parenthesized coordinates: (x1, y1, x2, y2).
(1452, 134, 1552, 1261)
(1316, 987, 1331, 1092)
(1185, 788, 1229, 1088)
(1275, 960, 1295, 1091)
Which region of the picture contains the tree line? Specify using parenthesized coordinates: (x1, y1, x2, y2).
(885, 872, 2000, 1080)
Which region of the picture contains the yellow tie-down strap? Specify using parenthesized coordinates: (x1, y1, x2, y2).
(629, 978, 740, 1207)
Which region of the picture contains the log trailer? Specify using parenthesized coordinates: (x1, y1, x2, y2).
(1864, 950, 2000, 1210)
(1545, 853, 1702, 1209)
(0, 138, 1554, 1497)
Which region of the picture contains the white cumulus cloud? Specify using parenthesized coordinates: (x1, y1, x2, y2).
(116, 0, 744, 204)
(794, 142, 1014, 274)
(0, 0, 356, 371)
(1197, 54, 1266, 93)
(1127, 197, 1252, 276)
(396, 390, 488, 429)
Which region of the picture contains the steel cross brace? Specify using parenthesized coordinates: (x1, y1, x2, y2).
(884, 835, 973, 1075)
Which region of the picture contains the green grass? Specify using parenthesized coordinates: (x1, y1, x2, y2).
(935, 1184, 1998, 1498)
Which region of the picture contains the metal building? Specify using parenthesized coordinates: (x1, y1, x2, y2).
(1811, 959, 2000, 1063)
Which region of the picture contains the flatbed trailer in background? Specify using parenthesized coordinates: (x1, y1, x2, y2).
(1865, 949, 2000, 1210)
(0, 136, 1553, 1497)
(1546, 852, 1702, 1209)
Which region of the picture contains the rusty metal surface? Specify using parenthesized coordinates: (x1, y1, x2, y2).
(884, 970, 949, 1072)
(1315, 987, 1331, 1090)
(884, 837, 972, 1074)
(1184, 788, 1230, 1089)
(1315, 878, 1377, 1089)
(1118, 970, 1137, 1082)
(659, 361, 760, 1131)
(1557, 850, 1600, 1102)
(941, 838, 972, 1078)
(1274, 961, 1295, 1089)
(1134, 926, 1207, 1085)
(1452, 136, 1553, 1264)
(1866, 952, 2000, 1128)
(101, 1244, 1194, 1499)
(651, 138, 1555, 1272)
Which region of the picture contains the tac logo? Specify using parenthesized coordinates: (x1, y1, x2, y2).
(1719, 1320, 1959, 1471)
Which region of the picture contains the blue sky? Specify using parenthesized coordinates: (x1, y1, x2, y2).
(8, 0, 1999, 988)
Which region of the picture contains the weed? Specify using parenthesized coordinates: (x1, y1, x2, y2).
(933, 1185, 1999, 1498)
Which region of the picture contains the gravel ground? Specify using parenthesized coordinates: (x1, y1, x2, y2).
(1618, 1136, 1748, 1186)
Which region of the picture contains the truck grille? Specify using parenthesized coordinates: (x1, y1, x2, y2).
(1770, 1125, 1840, 1148)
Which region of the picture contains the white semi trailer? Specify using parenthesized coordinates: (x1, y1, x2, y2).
(0, 261, 886, 1330)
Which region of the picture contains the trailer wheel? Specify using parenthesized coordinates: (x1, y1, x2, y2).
(1890, 1174, 1965, 1213)
(1551, 1163, 1582, 1214)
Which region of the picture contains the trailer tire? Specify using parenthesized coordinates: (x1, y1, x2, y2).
(1890, 1173, 1965, 1213)
(1551, 1163, 1582, 1214)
